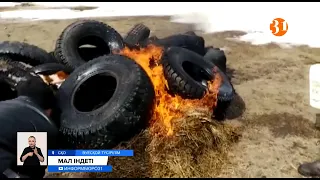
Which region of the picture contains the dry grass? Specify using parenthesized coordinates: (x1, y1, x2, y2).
(54, 110, 241, 178)
(143, 110, 240, 178)
(0, 16, 320, 178)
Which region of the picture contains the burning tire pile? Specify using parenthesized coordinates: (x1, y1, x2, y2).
(0, 20, 234, 149)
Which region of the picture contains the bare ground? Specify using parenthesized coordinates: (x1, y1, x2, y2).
(0, 3, 98, 12)
(1, 16, 319, 178)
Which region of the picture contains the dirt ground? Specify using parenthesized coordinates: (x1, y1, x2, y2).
(0, 3, 98, 12)
(1, 16, 319, 178)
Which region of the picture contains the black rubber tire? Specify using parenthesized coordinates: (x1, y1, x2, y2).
(48, 51, 57, 61)
(124, 23, 150, 45)
(0, 55, 33, 86)
(154, 34, 206, 56)
(204, 46, 214, 54)
(0, 54, 33, 72)
(31, 63, 72, 75)
(0, 54, 12, 62)
(58, 55, 155, 149)
(140, 36, 159, 47)
(209, 63, 234, 102)
(0, 41, 56, 66)
(148, 36, 159, 42)
(163, 47, 214, 99)
(0, 56, 31, 101)
(49, 51, 55, 57)
(184, 31, 196, 36)
(213, 100, 232, 121)
(204, 48, 227, 73)
(209, 63, 235, 121)
(54, 20, 125, 70)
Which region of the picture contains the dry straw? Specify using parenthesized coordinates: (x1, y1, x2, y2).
(96, 109, 242, 178)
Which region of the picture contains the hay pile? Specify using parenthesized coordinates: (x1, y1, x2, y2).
(47, 109, 241, 178)
(95, 109, 241, 178)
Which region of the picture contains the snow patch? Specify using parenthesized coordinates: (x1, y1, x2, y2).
(0, 2, 319, 48)
(0, 2, 20, 7)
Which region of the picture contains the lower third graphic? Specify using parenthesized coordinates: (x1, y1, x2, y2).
(48, 165, 112, 172)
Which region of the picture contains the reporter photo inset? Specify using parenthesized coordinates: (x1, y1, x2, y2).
(17, 132, 48, 166)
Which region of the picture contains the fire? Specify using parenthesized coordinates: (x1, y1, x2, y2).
(39, 71, 69, 88)
(118, 44, 222, 136)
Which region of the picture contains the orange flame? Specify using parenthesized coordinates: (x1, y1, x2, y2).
(39, 71, 69, 85)
(118, 44, 221, 136)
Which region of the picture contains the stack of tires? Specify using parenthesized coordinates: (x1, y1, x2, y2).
(124, 23, 235, 121)
(0, 20, 155, 150)
(51, 20, 155, 149)
(0, 41, 63, 101)
(0, 19, 235, 150)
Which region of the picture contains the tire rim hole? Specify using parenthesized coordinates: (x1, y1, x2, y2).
(77, 36, 110, 61)
(73, 74, 117, 112)
(182, 61, 211, 84)
(0, 81, 17, 101)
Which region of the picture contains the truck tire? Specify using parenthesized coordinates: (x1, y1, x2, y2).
(209, 64, 235, 121)
(31, 63, 72, 75)
(0, 55, 33, 72)
(0, 41, 56, 66)
(184, 31, 196, 36)
(54, 20, 125, 70)
(204, 48, 227, 73)
(148, 36, 159, 41)
(163, 47, 214, 99)
(124, 23, 150, 45)
(0, 56, 31, 101)
(140, 36, 159, 47)
(58, 55, 155, 149)
(154, 34, 206, 56)
(204, 46, 214, 54)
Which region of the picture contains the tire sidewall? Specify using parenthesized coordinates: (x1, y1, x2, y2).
(58, 55, 141, 130)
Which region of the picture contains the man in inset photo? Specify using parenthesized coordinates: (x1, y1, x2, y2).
(19, 136, 45, 178)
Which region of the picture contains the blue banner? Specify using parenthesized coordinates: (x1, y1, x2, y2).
(48, 165, 112, 173)
(48, 150, 134, 156)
